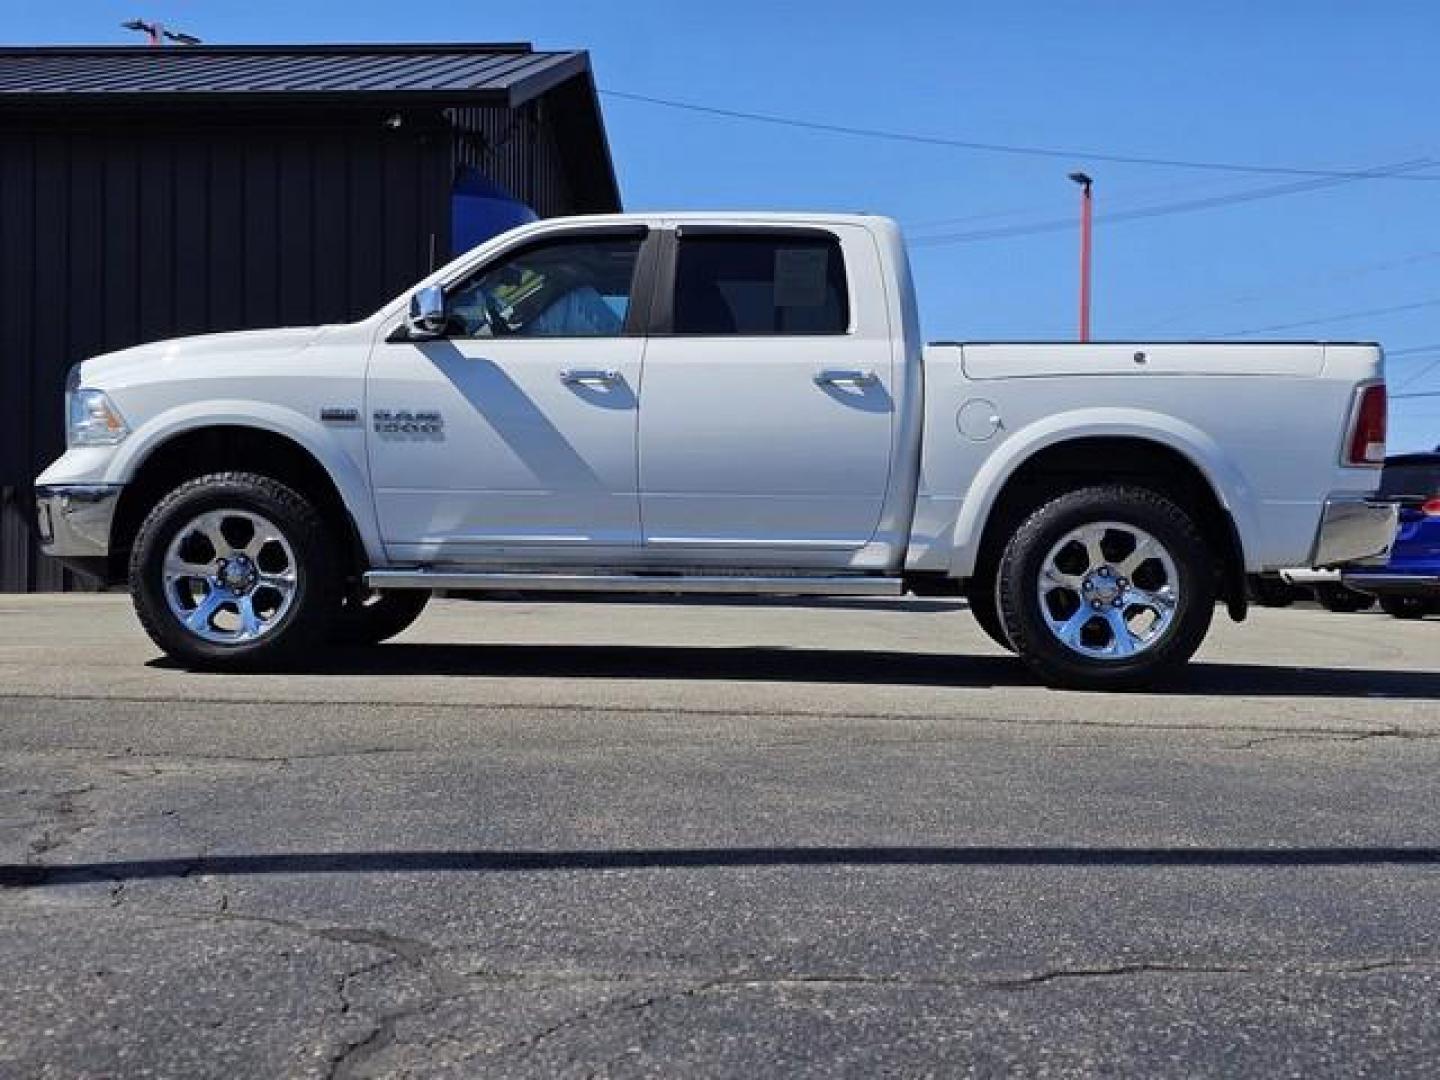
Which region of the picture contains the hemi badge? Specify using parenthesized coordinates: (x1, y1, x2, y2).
(320, 407, 359, 423)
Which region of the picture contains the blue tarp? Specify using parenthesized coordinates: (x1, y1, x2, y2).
(451, 167, 538, 256)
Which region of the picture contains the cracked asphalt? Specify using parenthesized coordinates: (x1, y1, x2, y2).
(1, 593, 1438, 1077)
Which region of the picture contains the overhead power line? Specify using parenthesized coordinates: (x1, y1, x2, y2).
(909, 159, 1439, 246)
(1395, 355, 1440, 392)
(908, 172, 1259, 232)
(1214, 296, 1440, 338)
(602, 89, 1440, 395)
(602, 89, 1440, 183)
(1137, 252, 1440, 334)
(607, 89, 1439, 257)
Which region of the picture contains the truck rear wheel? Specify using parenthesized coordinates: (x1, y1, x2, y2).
(1379, 595, 1432, 620)
(1313, 583, 1375, 613)
(996, 485, 1215, 690)
(129, 472, 340, 670)
(331, 589, 431, 646)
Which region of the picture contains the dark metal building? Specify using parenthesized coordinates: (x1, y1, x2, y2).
(0, 43, 621, 590)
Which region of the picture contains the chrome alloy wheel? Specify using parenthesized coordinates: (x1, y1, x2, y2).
(1037, 521, 1180, 660)
(161, 509, 299, 644)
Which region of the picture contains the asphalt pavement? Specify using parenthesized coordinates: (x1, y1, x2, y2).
(1, 593, 1438, 1077)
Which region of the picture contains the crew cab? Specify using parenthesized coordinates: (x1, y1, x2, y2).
(35, 213, 1398, 688)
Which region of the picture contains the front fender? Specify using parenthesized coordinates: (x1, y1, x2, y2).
(104, 400, 385, 565)
(948, 407, 1261, 578)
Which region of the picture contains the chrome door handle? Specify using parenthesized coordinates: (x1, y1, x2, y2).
(814, 369, 878, 387)
(560, 369, 622, 386)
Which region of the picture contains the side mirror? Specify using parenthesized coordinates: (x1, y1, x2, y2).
(406, 285, 448, 339)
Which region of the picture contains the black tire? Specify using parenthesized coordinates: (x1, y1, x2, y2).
(1379, 595, 1431, 620)
(331, 589, 431, 646)
(996, 485, 1216, 690)
(129, 472, 341, 670)
(1314, 583, 1375, 613)
(965, 573, 1014, 652)
(1250, 575, 1299, 608)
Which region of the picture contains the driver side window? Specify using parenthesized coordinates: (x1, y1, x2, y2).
(447, 234, 644, 339)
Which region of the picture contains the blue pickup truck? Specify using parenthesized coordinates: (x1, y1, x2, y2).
(1344, 451, 1440, 619)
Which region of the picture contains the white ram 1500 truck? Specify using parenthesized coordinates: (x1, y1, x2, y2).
(35, 213, 1397, 689)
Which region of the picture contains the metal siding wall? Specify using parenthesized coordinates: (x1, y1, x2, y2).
(0, 131, 38, 589)
(28, 132, 72, 590)
(533, 111, 573, 217)
(0, 110, 453, 590)
(445, 103, 575, 221)
(311, 135, 351, 320)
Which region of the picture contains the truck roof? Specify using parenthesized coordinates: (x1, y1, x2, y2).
(536, 211, 896, 229)
(929, 340, 1382, 347)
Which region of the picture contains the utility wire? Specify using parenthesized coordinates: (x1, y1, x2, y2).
(908, 171, 1263, 232)
(1395, 355, 1440, 391)
(909, 160, 1439, 246)
(1137, 252, 1440, 333)
(1214, 296, 1440, 338)
(602, 89, 1440, 183)
(602, 89, 1440, 393)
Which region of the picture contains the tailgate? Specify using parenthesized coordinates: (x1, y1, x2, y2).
(959, 343, 1327, 380)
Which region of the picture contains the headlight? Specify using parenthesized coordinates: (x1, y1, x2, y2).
(66, 387, 129, 447)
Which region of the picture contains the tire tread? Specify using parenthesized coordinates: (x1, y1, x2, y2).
(997, 484, 1215, 689)
(128, 471, 340, 670)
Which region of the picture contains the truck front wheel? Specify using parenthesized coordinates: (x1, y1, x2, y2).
(129, 472, 341, 670)
(996, 485, 1216, 690)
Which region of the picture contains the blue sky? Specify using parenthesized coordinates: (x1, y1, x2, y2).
(12, 0, 1440, 451)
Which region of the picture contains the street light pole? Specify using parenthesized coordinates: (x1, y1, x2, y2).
(1068, 171, 1093, 342)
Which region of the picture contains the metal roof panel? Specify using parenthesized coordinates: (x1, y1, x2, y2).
(0, 44, 587, 104)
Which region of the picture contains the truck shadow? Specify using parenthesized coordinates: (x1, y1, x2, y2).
(272, 643, 1440, 700)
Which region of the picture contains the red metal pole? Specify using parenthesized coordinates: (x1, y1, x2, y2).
(1078, 180, 1093, 342)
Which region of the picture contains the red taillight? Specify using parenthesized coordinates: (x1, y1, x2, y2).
(1422, 497, 1440, 518)
(1346, 384, 1387, 466)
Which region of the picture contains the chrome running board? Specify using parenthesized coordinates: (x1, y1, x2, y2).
(364, 570, 904, 596)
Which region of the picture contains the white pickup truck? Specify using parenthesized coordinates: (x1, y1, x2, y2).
(35, 213, 1397, 689)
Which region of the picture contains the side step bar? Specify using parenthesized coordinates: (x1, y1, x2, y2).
(364, 570, 904, 597)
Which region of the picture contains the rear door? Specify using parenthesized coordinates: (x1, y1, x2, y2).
(637, 225, 895, 560)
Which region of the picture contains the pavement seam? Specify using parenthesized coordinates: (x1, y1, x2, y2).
(1230, 728, 1440, 750)
(11, 745, 432, 765)
(11, 901, 1440, 994)
(9, 898, 1440, 1069)
(4, 692, 1436, 744)
(978, 958, 1438, 988)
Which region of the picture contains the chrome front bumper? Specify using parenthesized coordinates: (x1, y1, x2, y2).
(34, 484, 121, 558)
(1310, 497, 1398, 568)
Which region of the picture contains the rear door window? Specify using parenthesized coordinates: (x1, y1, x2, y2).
(672, 233, 849, 336)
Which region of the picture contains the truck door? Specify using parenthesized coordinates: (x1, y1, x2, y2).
(366, 227, 652, 561)
(637, 225, 895, 561)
